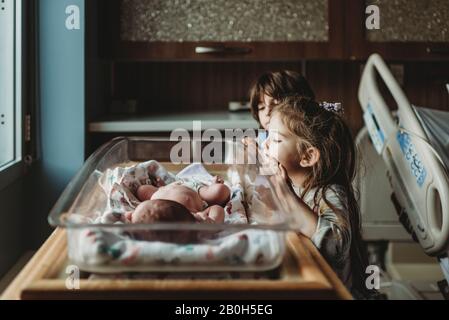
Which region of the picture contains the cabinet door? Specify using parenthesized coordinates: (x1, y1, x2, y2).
(347, 0, 449, 60)
(99, 0, 344, 61)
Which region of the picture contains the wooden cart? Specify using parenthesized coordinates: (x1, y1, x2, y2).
(1, 228, 352, 300)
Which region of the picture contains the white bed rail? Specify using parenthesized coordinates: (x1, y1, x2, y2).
(358, 54, 449, 256)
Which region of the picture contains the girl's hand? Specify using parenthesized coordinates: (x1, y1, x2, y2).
(258, 153, 279, 175)
(276, 163, 297, 196)
(241, 137, 259, 165)
(272, 163, 318, 238)
(277, 163, 289, 182)
(241, 136, 257, 147)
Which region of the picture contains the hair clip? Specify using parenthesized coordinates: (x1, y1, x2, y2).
(319, 101, 344, 115)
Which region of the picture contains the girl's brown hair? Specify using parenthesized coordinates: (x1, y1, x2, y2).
(249, 70, 315, 124)
(274, 96, 371, 297)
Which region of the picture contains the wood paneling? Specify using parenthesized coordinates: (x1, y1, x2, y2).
(403, 62, 449, 111)
(105, 60, 448, 136)
(307, 62, 363, 133)
(112, 61, 305, 114)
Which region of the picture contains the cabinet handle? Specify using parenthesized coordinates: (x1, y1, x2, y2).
(195, 46, 251, 54)
(426, 47, 449, 55)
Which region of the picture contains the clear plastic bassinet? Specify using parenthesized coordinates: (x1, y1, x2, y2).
(48, 137, 303, 273)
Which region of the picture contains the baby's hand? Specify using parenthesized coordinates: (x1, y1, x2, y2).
(213, 176, 224, 184)
(154, 177, 165, 187)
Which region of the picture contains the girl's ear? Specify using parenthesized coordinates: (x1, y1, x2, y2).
(299, 147, 320, 168)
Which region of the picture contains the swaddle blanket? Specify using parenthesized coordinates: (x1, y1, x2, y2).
(69, 161, 284, 270)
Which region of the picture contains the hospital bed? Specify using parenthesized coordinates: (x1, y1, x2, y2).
(358, 54, 449, 290)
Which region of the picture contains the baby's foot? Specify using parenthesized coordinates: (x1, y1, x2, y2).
(193, 205, 225, 224)
(192, 212, 215, 224)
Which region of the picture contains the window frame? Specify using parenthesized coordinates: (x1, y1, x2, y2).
(0, 0, 23, 191)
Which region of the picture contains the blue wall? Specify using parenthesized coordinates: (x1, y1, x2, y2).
(39, 0, 85, 188)
(28, 0, 85, 246)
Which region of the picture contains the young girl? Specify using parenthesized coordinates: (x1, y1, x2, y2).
(264, 95, 373, 298)
(249, 70, 315, 130)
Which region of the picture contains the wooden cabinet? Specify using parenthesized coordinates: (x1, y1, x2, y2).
(96, 0, 449, 61)
(346, 0, 449, 61)
(98, 0, 346, 61)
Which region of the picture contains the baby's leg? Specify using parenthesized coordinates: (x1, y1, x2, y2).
(136, 184, 158, 201)
(198, 183, 230, 206)
(194, 205, 225, 224)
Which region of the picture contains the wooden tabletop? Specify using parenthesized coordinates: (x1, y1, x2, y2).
(1, 228, 352, 300)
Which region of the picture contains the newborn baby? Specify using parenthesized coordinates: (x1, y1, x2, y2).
(128, 176, 230, 225)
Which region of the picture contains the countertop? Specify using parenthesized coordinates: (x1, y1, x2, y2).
(89, 111, 259, 133)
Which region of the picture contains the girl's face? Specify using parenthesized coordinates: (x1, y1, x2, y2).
(264, 112, 301, 173)
(258, 94, 278, 130)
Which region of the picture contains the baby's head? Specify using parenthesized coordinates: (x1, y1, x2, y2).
(129, 199, 197, 243)
(131, 199, 195, 224)
(249, 70, 315, 130)
(266, 96, 355, 192)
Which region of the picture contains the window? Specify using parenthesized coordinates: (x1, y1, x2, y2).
(0, 0, 23, 188)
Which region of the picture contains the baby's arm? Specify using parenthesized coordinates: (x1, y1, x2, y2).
(136, 184, 158, 201)
(198, 182, 230, 206)
(193, 205, 225, 224)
